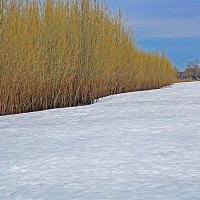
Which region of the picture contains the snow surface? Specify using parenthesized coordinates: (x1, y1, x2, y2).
(0, 81, 200, 200)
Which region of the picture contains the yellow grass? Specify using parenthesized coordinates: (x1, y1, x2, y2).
(0, 0, 176, 115)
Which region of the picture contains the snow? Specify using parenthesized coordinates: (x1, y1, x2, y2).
(0, 81, 200, 200)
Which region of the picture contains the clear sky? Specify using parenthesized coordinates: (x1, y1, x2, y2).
(104, 0, 200, 69)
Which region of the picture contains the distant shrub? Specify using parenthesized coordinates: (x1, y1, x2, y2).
(178, 59, 200, 80)
(0, 0, 176, 116)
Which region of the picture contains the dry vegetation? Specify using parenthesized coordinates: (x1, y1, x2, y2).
(0, 0, 176, 116)
(178, 59, 200, 81)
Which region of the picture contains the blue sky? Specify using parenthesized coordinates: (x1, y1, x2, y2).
(104, 0, 200, 69)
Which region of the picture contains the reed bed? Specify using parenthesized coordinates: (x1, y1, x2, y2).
(0, 0, 176, 115)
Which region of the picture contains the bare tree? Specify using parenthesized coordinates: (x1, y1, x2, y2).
(184, 59, 200, 80)
(186, 59, 200, 69)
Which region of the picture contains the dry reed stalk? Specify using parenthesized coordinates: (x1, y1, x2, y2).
(0, 0, 176, 116)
